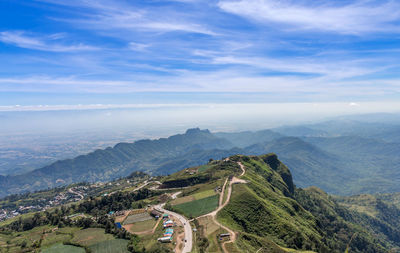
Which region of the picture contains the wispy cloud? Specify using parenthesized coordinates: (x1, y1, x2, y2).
(218, 0, 400, 34)
(0, 31, 99, 52)
(42, 0, 217, 35)
(128, 42, 150, 52)
(1, 0, 400, 105)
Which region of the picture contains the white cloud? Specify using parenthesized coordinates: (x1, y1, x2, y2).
(218, 0, 400, 34)
(128, 42, 150, 51)
(1, 70, 399, 98)
(0, 31, 99, 52)
(349, 102, 360, 107)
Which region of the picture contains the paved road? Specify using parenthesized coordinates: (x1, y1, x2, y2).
(68, 188, 84, 200)
(155, 203, 193, 253)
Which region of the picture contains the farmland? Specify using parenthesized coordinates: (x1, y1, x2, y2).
(171, 189, 217, 206)
(123, 212, 152, 225)
(42, 243, 85, 253)
(173, 194, 219, 217)
(72, 228, 116, 246)
(126, 219, 156, 233)
(89, 239, 129, 253)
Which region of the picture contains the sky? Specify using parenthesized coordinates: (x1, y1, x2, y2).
(0, 0, 400, 110)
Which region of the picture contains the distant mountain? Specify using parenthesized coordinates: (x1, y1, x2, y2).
(306, 119, 399, 139)
(215, 129, 283, 148)
(243, 137, 351, 193)
(0, 128, 235, 197)
(273, 125, 328, 137)
(2, 119, 400, 197)
(305, 136, 400, 194)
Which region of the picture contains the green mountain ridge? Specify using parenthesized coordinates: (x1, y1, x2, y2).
(163, 154, 400, 252)
(2, 120, 400, 197)
(214, 155, 400, 252)
(0, 128, 235, 197)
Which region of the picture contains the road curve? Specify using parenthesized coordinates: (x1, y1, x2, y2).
(68, 188, 84, 200)
(155, 203, 193, 253)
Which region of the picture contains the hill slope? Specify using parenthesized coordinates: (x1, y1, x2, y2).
(213, 155, 398, 252)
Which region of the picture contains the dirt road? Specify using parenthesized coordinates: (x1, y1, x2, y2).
(197, 162, 247, 253)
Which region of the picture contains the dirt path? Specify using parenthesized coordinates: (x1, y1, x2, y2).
(238, 162, 246, 176)
(219, 178, 228, 206)
(151, 217, 162, 233)
(197, 162, 247, 253)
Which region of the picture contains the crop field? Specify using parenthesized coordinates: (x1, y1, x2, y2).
(41, 231, 74, 248)
(173, 194, 219, 217)
(171, 189, 216, 205)
(192, 189, 216, 199)
(123, 212, 152, 225)
(127, 219, 156, 233)
(170, 195, 196, 205)
(89, 239, 129, 253)
(41, 243, 85, 253)
(72, 228, 115, 246)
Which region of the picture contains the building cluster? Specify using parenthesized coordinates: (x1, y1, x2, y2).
(0, 186, 88, 222)
(158, 213, 175, 243)
(0, 209, 20, 221)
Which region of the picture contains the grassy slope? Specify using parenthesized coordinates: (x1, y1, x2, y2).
(215, 154, 392, 253)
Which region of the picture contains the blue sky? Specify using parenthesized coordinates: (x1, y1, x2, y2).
(1, 0, 400, 108)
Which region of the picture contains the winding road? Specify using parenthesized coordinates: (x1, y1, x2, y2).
(68, 188, 84, 200)
(197, 162, 246, 253)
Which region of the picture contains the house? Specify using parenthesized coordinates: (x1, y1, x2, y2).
(163, 228, 174, 237)
(151, 209, 162, 219)
(158, 236, 173, 243)
(163, 220, 174, 228)
(162, 213, 169, 219)
(218, 233, 230, 240)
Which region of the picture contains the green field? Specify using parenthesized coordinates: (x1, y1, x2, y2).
(41, 243, 85, 253)
(197, 164, 211, 173)
(192, 189, 216, 199)
(72, 228, 115, 246)
(173, 194, 218, 217)
(89, 239, 129, 253)
(128, 219, 156, 233)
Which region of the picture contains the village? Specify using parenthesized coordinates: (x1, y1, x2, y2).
(0, 176, 146, 222)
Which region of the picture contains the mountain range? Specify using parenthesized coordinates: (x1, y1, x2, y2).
(1, 118, 400, 197)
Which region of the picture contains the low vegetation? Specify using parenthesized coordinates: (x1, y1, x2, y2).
(173, 194, 218, 218)
(1, 153, 400, 252)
